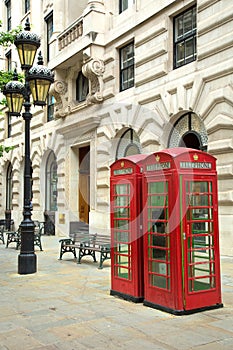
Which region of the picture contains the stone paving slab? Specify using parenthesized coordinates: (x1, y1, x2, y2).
(0, 236, 232, 350)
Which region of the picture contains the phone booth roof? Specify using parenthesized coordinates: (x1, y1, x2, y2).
(143, 147, 216, 173)
(110, 154, 148, 176)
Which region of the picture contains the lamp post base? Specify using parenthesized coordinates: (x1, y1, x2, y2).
(18, 253, 37, 274)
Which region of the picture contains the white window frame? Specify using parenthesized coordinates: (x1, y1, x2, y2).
(119, 0, 135, 13)
(174, 6, 197, 68)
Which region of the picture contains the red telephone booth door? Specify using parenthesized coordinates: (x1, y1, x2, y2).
(143, 174, 179, 311)
(110, 155, 147, 302)
(181, 175, 222, 311)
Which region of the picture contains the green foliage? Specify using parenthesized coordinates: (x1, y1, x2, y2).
(0, 145, 13, 157)
(0, 22, 20, 155)
(0, 22, 24, 94)
(0, 97, 7, 107)
(0, 70, 24, 93)
(0, 20, 22, 46)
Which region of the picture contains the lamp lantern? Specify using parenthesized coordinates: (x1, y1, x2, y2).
(3, 70, 25, 116)
(14, 18, 40, 71)
(27, 52, 54, 106)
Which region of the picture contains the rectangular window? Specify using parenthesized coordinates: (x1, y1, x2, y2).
(174, 6, 197, 68)
(5, 50, 12, 71)
(120, 42, 134, 91)
(76, 72, 89, 102)
(45, 12, 53, 62)
(7, 113, 12, 137)
(25, 0, 30, 13)
(47, 95, 55, 121)
(5, 0, 11, 31)
(119, 0, 134, 13)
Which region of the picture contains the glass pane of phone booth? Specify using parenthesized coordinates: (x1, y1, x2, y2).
(185, 180, 215, 292)
(147, 181, 170, 290)
(113, 183, 131, 280)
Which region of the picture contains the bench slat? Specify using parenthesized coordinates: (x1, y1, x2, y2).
(59, 232, 111, 268)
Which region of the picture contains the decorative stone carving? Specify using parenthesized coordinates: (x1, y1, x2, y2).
(82, 58, 105, 104)
(49, 80, 69, 118)
(88, 0, 104, 4)
(87, 1, 104, 10)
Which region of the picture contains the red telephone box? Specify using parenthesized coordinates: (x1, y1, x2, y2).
(143, 148, 223, 314)
(110, 154, 147, 302)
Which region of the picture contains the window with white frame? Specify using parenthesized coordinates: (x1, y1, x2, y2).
(5, 0, 11, 31)
(76, 71, 89, 102)
(5, 50, 12, 71)
(25, 0, 30, 13)
(45, 12, 53, 62)
(174, 6, 197, 68)
(120, 42, 134, 91)
(119, 0, 134, 13)
(47, 95, 55, 121)
(7, 113, 12, 137)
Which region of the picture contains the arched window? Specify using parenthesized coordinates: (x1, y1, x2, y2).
(168, 112, 208, 151)
(116, 128, 141, 160)
(45, 151, 57, 211)
(76, 71, 89, 102)
(6, 163, 13, 210)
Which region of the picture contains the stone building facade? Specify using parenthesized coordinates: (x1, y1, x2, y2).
(0, 0, 232, 255)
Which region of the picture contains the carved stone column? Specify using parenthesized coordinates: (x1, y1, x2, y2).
(82, 58, 105, 104)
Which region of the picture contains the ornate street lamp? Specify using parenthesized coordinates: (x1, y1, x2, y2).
(3, 70, 25, 117)
(3, 19, 54, 275)
(14, 18, 40, 71)
(27, 52, 54, 106)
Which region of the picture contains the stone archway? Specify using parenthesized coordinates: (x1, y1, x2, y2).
(115, 128, 142, 160)
(168, 112, 208, 151)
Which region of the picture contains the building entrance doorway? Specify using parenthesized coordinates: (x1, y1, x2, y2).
(79, 146, 90, 224)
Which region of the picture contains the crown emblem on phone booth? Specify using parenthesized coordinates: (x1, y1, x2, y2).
(121, 161, 125, 168)
(155, 155, 160, 162)
(193, 154, 198, 161)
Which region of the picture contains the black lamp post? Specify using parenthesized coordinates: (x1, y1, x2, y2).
(3, 18, 54, 274)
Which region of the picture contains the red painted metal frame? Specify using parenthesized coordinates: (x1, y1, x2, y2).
(110, 155, 147, 302)
(181, 174, 222, 311)
(142, 148, 222, 314)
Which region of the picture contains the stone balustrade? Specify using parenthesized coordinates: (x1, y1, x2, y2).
(58, 19, 83, 51)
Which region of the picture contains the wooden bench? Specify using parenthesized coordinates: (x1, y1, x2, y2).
(0, 226, 5, 244)
(0, 219, 15, 244)
(5, 225, 43, 251)
(59, 232, 111, 269)
(5, 229, 21, 249)
(0, 219, 14, 231)
(59, 232, 95, 260)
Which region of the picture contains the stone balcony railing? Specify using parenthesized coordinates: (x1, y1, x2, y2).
(58, 18, 83, 51)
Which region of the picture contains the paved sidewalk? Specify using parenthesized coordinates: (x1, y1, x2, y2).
(0, 236, 232, 350)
